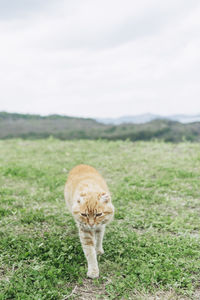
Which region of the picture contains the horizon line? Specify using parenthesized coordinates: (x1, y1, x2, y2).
(1, 110, 200, 119)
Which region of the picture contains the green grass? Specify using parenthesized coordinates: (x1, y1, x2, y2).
(0, 139, 200, 299)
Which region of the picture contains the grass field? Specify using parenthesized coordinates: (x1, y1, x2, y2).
(0, 139, 200, 299)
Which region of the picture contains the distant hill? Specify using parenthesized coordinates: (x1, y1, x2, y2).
(0, 112, 104, 139)
(97, 113, 200, 125)
(0, 112, 200, 142)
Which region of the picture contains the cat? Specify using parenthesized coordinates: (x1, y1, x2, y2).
(64, 164, 114, 278)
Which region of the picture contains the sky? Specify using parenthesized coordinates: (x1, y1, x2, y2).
(0, 0, 200, 118)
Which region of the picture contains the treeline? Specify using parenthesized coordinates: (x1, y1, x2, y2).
(0, 112, 200, 142)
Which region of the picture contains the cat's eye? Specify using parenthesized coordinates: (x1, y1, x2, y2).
(81, 213, 87, 217)
(96, 213, 102, 217)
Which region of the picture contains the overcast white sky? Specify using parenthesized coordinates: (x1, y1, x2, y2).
(0, 0, 200, 118)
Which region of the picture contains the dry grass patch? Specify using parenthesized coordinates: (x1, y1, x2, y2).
(65, 279, 110, 300)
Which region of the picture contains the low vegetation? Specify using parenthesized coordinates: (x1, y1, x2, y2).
(0, 139, 200, 299)
(1, 112, 200, 142)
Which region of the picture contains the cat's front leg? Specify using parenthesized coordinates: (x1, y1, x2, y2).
(78, 227, 99, 278)
(95, 225, 105, 255)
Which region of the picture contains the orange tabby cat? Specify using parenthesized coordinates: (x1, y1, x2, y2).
(64, 164, 114, 278)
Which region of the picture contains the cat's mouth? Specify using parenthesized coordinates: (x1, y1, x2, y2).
(88, 224, 96, 230)
(80, 223, 97, 230)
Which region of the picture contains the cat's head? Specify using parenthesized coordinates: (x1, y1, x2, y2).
(72, 191, 114, 229)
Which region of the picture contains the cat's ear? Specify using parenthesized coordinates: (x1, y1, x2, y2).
(99, 192, 111, 204)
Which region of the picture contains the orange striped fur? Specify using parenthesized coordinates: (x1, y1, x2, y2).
(64, 164, 114, 278)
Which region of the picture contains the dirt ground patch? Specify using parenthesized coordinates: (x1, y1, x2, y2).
(63, 279, 109, 300)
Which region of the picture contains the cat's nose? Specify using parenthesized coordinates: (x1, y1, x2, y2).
(88, 219, 94, 226)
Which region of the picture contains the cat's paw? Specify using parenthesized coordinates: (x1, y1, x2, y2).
(87, 269, 99, 279)
(96, 248, 104, 255)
